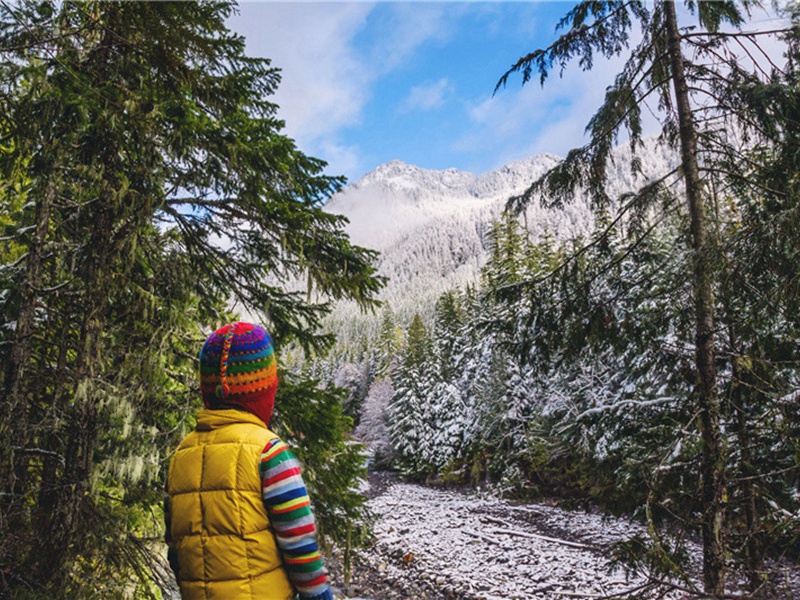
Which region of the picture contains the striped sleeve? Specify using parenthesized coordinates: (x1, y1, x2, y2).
(260, 438, 333, 600)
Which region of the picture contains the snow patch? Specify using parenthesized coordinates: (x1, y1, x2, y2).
(358, 482, 691, 599)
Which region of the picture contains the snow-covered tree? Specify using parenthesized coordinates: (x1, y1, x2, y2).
(497, 2, 797, 592)
(355, 377, 396, 468)
(389, 314, 440, 477)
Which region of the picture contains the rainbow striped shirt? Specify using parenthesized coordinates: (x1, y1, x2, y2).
(260, 439, 332, 600)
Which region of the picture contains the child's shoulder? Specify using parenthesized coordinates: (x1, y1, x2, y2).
(232, 421, 280, 449)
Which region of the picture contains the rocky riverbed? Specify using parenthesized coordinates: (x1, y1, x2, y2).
(328, 472, 799, 600)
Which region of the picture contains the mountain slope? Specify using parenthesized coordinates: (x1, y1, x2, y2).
(326, 156, 578, 315)
(322, 141, 677, 340)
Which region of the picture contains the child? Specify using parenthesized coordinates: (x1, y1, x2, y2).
(165, 322, 333, 600)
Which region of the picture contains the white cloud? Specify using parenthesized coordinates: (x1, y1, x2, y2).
(368, 4, 454, 73)
(231, 3, 373, 143)
(454, 43, 643, 172)
(316, 141, 363, 180)
(229, 3, 453, 179)
(400, 78, 451, 113)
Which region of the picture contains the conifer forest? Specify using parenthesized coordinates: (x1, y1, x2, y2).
(1, 2, 799, 599)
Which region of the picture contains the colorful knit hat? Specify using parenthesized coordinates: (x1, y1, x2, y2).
(199, 322, 278, 426)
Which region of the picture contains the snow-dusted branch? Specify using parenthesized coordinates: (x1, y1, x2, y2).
(488, 526, 599, 550)
(573, 396, 677, 422)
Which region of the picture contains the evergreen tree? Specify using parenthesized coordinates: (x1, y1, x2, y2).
(0, 2, 381, 595)
(428, 380, 467, 469)
(482, 213, 526, 293)
(388, 314, 439, 477)
(433, 291, 464, 382)
(711, 21, 800, 584)
(496, 2, 795, 592)
(375, 304, 401, 376)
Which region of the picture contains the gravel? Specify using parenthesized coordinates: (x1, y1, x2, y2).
(328, 473, 799, 600)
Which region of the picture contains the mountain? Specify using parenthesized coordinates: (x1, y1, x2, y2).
(322, 141, 677, 341)
(326, 156, 579, 315)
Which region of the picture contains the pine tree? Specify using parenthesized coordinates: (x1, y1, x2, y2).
(496, 2, 795, 592)
(433, 291, 464, 382)
(388, 314, 440, 477)
(0, 2, 381, 595)
(375, 304, 401, 376)
(711, 22, 800, 584)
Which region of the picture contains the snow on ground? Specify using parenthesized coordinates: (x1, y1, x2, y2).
(341, 481, 681, 599)
(333, 477, 800, 600)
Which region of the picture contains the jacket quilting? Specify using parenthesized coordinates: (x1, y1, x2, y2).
(167, 410, 295, 600)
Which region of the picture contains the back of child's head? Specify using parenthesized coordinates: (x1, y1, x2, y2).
(199, 321, 278, 426)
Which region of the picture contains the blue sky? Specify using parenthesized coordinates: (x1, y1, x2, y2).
(228, 2, 622, 183)
(228, 2, 785, 184)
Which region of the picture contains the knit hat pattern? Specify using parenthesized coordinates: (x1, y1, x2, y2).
(199, 322, 278, 426)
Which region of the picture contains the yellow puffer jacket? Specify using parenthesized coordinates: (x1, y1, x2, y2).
(166, 409, 295, 600)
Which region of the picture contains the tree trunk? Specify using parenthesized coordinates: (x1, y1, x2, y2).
(36, 398, 98, 587)
(0, 182, 56, 570)
(35, 309, 104, 588)
(34, 203, 110, 587)
(1, 183, 55, 456)
(31, 315, 74, 576)
(736, 395, 763, 593)
(663, 1, 726, 595)
(730, 350, 765, 594)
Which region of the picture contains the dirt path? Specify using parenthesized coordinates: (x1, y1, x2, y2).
(329, 472, 799, 600)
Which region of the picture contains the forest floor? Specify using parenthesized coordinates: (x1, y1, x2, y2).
(328, 471, 800, 600)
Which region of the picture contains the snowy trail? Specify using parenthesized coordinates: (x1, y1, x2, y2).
(340, 478, 680, 600)
(335, 476, 799, 600)
(368, 485, 644, 599)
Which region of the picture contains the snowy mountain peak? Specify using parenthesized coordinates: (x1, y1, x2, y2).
(323, 153, 597, 323)
(353, 160, 477, 200)
(351, 155, 564, 203)
(358, 159, 416, 184)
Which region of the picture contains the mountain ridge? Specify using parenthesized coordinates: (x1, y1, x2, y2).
(325, 153, 570, 253)
(349, 154, 564, 202)
(321, 141, 676, 344)
(322, 154, 593, 337)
